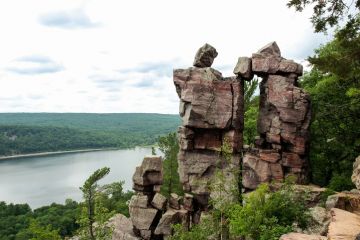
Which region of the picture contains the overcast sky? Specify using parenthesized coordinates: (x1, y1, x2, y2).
(0, 0, 331, 113)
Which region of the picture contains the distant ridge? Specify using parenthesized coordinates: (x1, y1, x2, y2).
(0, 113, 180, 157)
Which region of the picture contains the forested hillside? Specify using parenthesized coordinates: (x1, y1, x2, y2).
(0, 113, 180, 156)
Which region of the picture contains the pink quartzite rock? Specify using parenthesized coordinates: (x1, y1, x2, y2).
(174, 49, 244, 208)
(239, 42, 311, 189)
(242, 152, 271, 189)
(174, 67, 233, 129)
(327, 208, 360, 240)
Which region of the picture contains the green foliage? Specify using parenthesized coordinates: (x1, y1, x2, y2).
(169, 217, 218, 240)
(0, 202, 32, 240)
(229, 182, 309, 240)
(31, 200, 80, 238)
(0, 113, 180, 156)
(287, 0, 360, 32)
(244, 78, 260, 145)
(244, 96, 259, 145)
(0, 171, 132, 239)
(300, 22, 360, 189)
(244, 78, 259, 112)
(158, 132, 183, 198)
(16, 219, 61, 240)
(99, 181, 134, 217)
(78, 167, 113, 240)
(328, 174, 355, 191)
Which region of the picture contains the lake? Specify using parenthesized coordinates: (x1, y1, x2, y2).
(0, 147, 153, 208)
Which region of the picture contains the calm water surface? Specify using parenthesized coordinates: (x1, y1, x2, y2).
(0, 147, 152, 208)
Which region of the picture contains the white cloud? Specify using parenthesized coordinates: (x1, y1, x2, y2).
(39, 9, 100, 29)
(0, 0, 329, 113)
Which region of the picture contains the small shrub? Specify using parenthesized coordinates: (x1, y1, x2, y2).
(328, 174, 355, 191)
(228, 182, 310, 240)
(169, 217, 218, 240)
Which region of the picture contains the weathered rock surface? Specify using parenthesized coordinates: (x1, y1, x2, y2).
(280, 233, 326, 240)
(258, 41, 281, 57)
(154, 209, 189, 236)
(133, 156, 163, 192)
(129, 196, 158, 231)
(130, 156, 164, 239)
(233, 57, 253, 80)
(326, 191, 360, 215)
(328, 208, 360, 240)
(174, 67, 234, 129)
(108, 214, 140, 240)
(352, 155, 360, 190)
(169, 193, 181, 210)
(151, 193, 167, 210)
(193, 43, 218, 68)
(243, 42, 310, 189)
(174, 48, 244, 208)
(302, 207, 330, 236)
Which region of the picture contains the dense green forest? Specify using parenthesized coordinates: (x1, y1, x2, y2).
(0, 113, 180, 156)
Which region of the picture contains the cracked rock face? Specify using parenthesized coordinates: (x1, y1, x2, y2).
(174, 45, 243, 208)
(242, 42, 310, 189)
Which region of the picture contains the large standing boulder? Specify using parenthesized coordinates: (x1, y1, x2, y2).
(327, 208, 360, 240)
(352, 155, 360, 190)
(193, 43, 218, 68)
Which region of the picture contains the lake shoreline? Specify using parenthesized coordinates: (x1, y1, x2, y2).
(0, 148, 118, 160)
(0, 145, 155, 161)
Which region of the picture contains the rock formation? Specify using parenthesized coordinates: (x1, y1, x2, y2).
(327, 208, 360, 240)
(128, 156, 192, 239)
(129, 156, 164, 239)
(174, 43, 243, 209)
(174, 41, 311, 201)
(116, 42, 313, 239)
(193, 43, 218, 68)
(240, 42, 311, 189)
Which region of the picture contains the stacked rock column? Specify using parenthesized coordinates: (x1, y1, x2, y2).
(236, 42, 311, 190)
(130, 156, 191, 239)
(173, 44, 244, 219)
